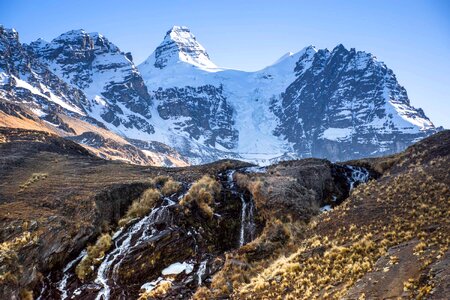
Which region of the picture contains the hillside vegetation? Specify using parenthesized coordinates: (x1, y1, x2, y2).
(196, 130, 450, 299)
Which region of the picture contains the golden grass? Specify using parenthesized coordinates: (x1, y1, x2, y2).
(138, 280, 173, 299)
(19, 289, 33, 300)
(0, 232, 36, 285)
(180, 175, 221, 218)
(151, 175, 171, 186)
(19, 173, 48, 191)
(75, 233, 112, 281)
(233, 167, 449, 299)
(195, 157, 449, 299)
(161, 178, 182, 196)
(118, 188, 161, 227)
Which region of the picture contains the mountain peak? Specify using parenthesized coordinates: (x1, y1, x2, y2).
(31, 29, 120, 55)
(332, 43, 348, 54)
(142, 25, 217, 70)
(166, 25, 191, 35)
(55, 29, 87, 41)
(0, 25, 19, 41)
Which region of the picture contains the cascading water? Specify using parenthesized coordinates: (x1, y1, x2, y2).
(239, 194, 255, 247)
(96, 197, 176, 300)
(38, 197, 178, 300)
(346, 165, 370, 191)
(226, 170, 256, 247)
(239, 195, 247, 246)
(57, 250, 86, 300)
(196, 259, 208, 286)
(38, 169, 258, 299)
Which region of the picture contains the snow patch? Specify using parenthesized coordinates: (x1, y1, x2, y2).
(161, 262, 194, 276)
(321, 128, 353, 141)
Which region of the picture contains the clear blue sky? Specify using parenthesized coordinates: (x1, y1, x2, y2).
(1, 0, 449, 128)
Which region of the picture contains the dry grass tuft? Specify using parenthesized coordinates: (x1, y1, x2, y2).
(161, 178, 182, 196)
(0, 232, 36, 285)
(19, 173, 48, 191)
(151, 175, 170, 187)
(180, 175, 221, 218)
(19, 289, 33, 300)
(75, 233, 112, 281)
(118, 188, 161, 227)
(139, 280, 173, 299)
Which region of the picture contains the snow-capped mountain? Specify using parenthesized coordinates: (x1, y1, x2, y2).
(272, 45, 437, 159)
(0, 26, 188, 167)
(138, 26, 438, 162)
(29, 29, 155, 135)
(0, 25, 440, 165)
(0, 27, 88, 116)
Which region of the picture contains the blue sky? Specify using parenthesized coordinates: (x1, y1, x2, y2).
(1, 0, 449, 128)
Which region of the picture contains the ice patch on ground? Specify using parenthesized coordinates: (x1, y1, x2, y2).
(161, 262, 194, 276)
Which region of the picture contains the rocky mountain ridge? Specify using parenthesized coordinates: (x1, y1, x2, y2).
(0, 24, 441, 165)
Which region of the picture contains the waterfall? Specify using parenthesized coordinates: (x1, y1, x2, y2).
(239, 194, 256, 246)
(346, 165, 370, 191)
(196, 259, 208, 286)
(239, 195, 247, 246)
(95, 198, 176, 300)
(39, 169, 258, 299)
(226, 169, 255, 247)
(57, 250, 87, 300)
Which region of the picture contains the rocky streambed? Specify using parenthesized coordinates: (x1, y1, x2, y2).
(36, 167, 262, 299)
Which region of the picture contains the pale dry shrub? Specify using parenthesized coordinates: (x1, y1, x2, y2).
(161, 178, 182, 196)
(180, 176, 221, 218)
(139, 280, 172, 299)
(151, 175, 170, 186)
(76, 233, 112, 281)
(118, 188, 161, 226)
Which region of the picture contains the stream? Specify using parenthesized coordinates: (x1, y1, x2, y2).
(38, 168, 256, 299)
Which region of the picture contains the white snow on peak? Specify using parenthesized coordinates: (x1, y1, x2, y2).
(54, 29, 88, 41)
(137, 45, 321, 159)
(273, 52, 294, 64)
(139, 26, 217, 73)
(0, 26, 19, 39)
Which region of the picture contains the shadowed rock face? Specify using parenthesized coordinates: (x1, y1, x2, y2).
(272, 45, 438, 161)
(154, 84, 238, 149)
(233, 159, 374, 224)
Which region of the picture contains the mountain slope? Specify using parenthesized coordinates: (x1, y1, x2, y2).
(272, 45, 436, 160)
(196, 130, 450, 299)
(29, 29, 155, 136)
